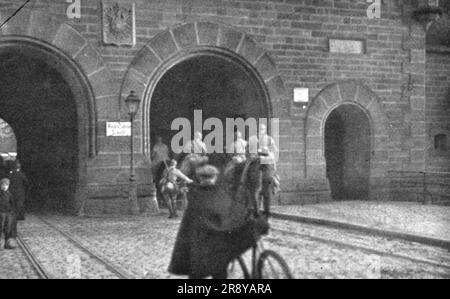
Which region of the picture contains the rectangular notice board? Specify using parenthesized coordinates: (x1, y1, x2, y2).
(106, 122, 131, 137)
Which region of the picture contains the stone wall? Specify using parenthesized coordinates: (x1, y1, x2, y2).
(426, 51, 450, 172)
(0, 0, 447, 213)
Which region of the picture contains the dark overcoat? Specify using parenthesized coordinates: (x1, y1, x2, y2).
(0, 165, 7, 180)
(8, 170, 29, 221)
(168, 181, 260, 278)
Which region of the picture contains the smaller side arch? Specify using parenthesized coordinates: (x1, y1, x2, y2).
(304, 80, 389, 200)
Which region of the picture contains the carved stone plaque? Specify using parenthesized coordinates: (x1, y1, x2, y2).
(102, 1, 136, 46)
(329, 38, 365, 54)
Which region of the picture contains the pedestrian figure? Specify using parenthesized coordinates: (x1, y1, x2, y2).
(151, 136, 170, 203)
(0, 178, 17, 250)
(159, 159, 193, 218)
(8, 160, 29, 221)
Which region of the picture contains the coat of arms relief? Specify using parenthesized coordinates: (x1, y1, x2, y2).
(102, 1, 136, 46)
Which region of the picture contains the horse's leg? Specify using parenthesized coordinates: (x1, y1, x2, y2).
(171, 191, 178, 217)
(261, 164, 275, 217)
(246, 161, 263, 216)
(261, 185, 273, 217)
(164, 191, 175, 218)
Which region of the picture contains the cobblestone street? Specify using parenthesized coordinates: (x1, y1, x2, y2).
(1, 202, 449, 279)
(272, 201, 450, 241)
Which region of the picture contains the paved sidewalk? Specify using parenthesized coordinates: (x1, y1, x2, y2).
(272, 201, 450, 243)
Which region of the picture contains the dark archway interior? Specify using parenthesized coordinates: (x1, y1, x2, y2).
(325, 104, 371, 200)
(150, 55, 267, 166)
(0, 52, 78, 213)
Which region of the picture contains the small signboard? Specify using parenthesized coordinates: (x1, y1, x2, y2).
(106, 122, 131, 137)
(329, 38, 365, 54)
(293, 88, 309, 103)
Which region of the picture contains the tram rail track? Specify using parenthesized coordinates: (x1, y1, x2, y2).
(16, 235, 52, 279)
(268, 225, 450, 271)
(36, 216, 133, 279)
(271, 212, 450, 250)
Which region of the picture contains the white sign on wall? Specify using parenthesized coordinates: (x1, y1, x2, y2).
(293, 88, 309, 104)
(106, 122, 131, 137)
(329, 38, 365, 54)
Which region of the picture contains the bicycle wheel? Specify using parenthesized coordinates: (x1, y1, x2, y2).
(256, 250, 293, 279)
(227, 257, 250, 279)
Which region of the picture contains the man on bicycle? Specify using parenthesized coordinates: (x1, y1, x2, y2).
(168, 151, 271, 279)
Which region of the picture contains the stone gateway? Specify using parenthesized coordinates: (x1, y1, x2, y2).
(0, 0, 448, 214)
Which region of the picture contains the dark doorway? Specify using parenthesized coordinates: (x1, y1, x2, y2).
(0, 52, 78, 213)
(325, 104, 371, 200)
(150, 54, 268, 166)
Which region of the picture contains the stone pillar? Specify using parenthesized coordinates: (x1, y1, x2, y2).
(387, 3, 428, 202)
(400, 3, 427, 172)
(304, 91, 332, 203)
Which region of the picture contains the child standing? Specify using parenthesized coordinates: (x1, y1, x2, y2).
(8, 160, 29, 221)
(0, 178, 17, 249)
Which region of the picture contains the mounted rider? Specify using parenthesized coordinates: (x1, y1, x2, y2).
(248, 123, 280, 217)
(183, 131, 207, 156)
(226, 130, 247, 163)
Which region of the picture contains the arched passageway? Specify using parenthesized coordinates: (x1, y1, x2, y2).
(0, 35, 97, 214)
(0, 52, 78, 212)
(150, 54, 270, 166)
(324, 104, 371, 200)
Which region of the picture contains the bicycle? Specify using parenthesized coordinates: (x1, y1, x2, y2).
(228, 241, 293, 279)
(226, 154, 292, 279)
(227, 210, 293, 279)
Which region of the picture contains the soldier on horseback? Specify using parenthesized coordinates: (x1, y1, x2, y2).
(248, 123, 280, 218)
(183, 131, 207, 155)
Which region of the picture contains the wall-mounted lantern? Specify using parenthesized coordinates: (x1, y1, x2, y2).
(293, 87, 309, 109)
(413, 0, 443, 31)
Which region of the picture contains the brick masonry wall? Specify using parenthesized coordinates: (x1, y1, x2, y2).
(0, 0, 448, 213)
(426, 51, 450, 172)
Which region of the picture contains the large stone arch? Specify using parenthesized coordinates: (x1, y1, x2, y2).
(305, 80, 389, 200)
(0, 9, 116, 154)
(119, 22, 287, 156)
(0, 9, 114, 212)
